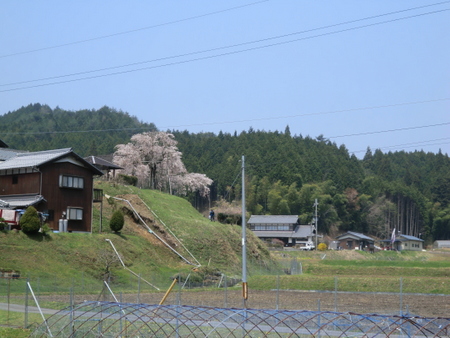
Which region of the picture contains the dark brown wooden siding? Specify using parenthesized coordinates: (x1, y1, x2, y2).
(39, 162, 95, 232)
(0, 172, 40, 195)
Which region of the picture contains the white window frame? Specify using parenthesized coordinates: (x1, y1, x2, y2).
(67, 207, 83, 220)
(59, 175, 84, 189)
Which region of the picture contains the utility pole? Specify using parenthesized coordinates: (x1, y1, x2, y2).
(314, 199, 318, 250)
(241, 155, 248, 304)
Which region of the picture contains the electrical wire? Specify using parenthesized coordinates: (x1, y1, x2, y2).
(0, 0, 269, 59)
(351, 138, 450, 154)
(1, 7, 448, 92)
(2, 97, 449, 136)
(328, 122, 450, 139)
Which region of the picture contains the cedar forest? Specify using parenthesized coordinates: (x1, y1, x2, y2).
(1, 104, 449, 244)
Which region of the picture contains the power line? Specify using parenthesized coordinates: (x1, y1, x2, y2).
(156, 97, 450, 130)
(0, 0, 269, 59)
(329, 121, 450, 139)
(351, 138, 450, 154)
(2, 99, 449, 136)
(1, 7, 449, 92)
(2, 2, 448, 88)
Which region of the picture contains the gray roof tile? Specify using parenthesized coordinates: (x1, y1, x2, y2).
(248, 215, 299, 224)
(0, 148, 72, 170)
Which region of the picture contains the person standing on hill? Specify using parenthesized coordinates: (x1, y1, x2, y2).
(209, 209, 215, 222)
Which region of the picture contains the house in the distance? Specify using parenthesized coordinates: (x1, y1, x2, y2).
(381, 234, 424, 251)
(247, 215, 315, 247)
(84, 155, 122, 180)
(0, 146, 103, 232)
(334, 232, 375, 251)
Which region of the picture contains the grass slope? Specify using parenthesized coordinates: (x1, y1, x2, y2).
(0, 181, 274, 291)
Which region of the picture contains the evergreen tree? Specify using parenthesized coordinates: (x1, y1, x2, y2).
(109, 210, 124, 233)
(20, 206, 41, 234)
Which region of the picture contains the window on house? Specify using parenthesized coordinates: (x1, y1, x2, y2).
(12, 175, 18, 184)
(67, 208, 83, 220)
(60, 175, 84, 189)
(47, 210, 54, 222)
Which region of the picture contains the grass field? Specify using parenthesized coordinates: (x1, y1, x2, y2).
(1, 181, 449, 336)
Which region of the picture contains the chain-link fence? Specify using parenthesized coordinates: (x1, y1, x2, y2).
(1, 274, 449, 332)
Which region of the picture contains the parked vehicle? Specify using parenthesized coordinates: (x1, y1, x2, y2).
(298, 242, 315, 251)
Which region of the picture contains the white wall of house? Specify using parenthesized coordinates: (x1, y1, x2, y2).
(400, 240, 423, 251)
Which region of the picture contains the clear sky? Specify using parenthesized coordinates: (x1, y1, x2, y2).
(1, 1, 449, 158)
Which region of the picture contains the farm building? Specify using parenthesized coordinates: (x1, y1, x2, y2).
(247, 215, 315, 247)
(0, 146, 103, 232)
(433, 240, 450, 249)
(334, 232, 375, 251)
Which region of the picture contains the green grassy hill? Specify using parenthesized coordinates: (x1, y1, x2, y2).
(0, 181, 275, 291)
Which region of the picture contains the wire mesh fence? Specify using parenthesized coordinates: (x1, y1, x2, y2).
(29, 301, 450, 337)
(1, 274, 450, 335)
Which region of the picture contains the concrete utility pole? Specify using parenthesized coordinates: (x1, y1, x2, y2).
(314, 199, 318, 250)
(241, 155, 248, 303)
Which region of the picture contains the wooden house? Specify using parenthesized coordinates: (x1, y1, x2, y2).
(335, 231, 375, 251)
(247, 215, 315, 247)
(0, 147, 103, 232)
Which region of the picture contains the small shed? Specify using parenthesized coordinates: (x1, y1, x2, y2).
(335, 231, 375, 251)
(434, 240, 450, 249)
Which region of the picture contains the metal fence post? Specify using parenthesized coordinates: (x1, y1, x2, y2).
(334, 276, 338, 312)
(224, 274, 228, 308)
(400, 277, 403, 316)
(318, 299, 321, 338)
(276, 275, 280, 310)
(137, 273, 141, 304)
(24, 277, 29, 329)
(70, 285, 74, 337)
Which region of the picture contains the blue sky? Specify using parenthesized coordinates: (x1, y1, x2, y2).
(1, 1, 449, 158)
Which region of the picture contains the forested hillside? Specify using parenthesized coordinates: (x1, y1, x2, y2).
(173, 130, 450, 244)
(1, 104, 449, 243)
(0, 103, 156, 155)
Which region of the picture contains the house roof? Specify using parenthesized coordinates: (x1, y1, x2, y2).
(380, 234, 424, 243)
(0, 148, 103, 175)
(0, 139, 8, 148)
(0, 148, 22, 161)
(0, 148, 72, 170)
(84, 155, 123, 170)
(252, 225, 314, 239)
(335, 231, 374, 242)
(0, 194, 46, 209)
(398, 234, 423, 242)
(248, 215, 299, 224)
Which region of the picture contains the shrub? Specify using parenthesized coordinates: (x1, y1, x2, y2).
(20, 206, 41, 234)
(41, 223, 51, 236)
(0, 217, 7, 231)
(317, 242, 328, 251)
(109, 210, 124, 233)
(118, 174, 138, 186)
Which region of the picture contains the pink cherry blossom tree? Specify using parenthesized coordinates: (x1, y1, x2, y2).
(113, 132, 212, 196)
